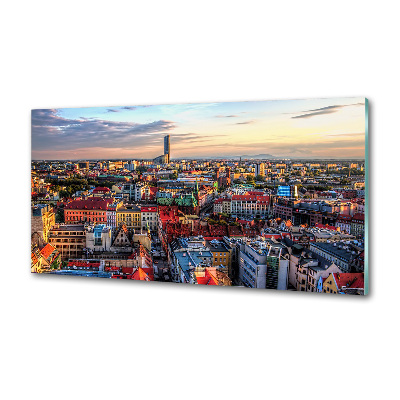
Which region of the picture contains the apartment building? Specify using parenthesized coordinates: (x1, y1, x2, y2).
(141, 206, 158, 232)
(64, 198, 112, 225)
(116, 205, 141, 231)
(238, 239, 289, 289)
(48, 224, 86, 260)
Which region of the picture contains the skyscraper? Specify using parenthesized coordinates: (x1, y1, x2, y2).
(164, 135, 170, 163)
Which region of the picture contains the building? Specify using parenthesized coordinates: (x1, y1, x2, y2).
(164, 134, 170, 163)
(78, 161, 89, 171)
(31, 204, 55, 243)
(141, 206, 158, 232)
(116, 204, 141, 231)
(31, 243, 61, 272)
(91, 187, 111, 197)
(48, 224, 87, 260)
(238, 239, 289, 289)
(350, 213, 365, 238)
(213, 198, 223, 213)
(296, 261, 341, 292)
(310, 242, 359, 272)
(171, 245, 213, 284)
(194, 267, 231, 286)
(64, 198, 113, 225)
(322, 272, 364, 295)
(205, 239, 233, 277)
(335, 214, 352, 234)
(106, 201, 122, 228)
(85, 224, 112, 253)
(255, 163, 265, 177)
(231, 194, 270, 218)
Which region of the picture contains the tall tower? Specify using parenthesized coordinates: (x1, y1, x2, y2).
(164, 135, 170, 163)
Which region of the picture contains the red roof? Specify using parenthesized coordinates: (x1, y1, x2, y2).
(65, 198, 113, 210)
(333, 273, 364, 289)
(141, 206, 158, 213)
(337, 214, 352, 222)
(196, 268, 219, 285)
(352, 213, 365, 222)
(232, 195, 258, 201)
(40, 243, 57, 260)
(131, 267, 152, 281)
(67, 260, 100, 268)
(315, 224, 339, 231)
(92, 187, 111, 193)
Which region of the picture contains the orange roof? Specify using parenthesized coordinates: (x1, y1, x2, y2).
(132, 267, 151, 281)
(195, 268, 219, 285)
(40, 243, 57, 259)
(31, 252, 38, 264)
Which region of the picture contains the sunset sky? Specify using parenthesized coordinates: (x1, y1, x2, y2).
(31, 97, 366, 160)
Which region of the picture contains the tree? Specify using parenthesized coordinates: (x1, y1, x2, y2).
(255, 175, 265, 182)
(55, 208, 65, 223)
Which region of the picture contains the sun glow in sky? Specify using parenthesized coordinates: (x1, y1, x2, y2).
(31, 97, 366, 160)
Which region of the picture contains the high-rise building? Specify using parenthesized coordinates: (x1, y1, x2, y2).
(255, 163, 265, 177)
(164, 135, 170, 163)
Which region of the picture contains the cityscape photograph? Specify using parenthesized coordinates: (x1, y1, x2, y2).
(31, 98, 368, 295)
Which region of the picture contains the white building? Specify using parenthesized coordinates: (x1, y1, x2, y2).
(231, 194, 270, 218)
(141, 206, 158, 232)
(106, 202, 121, 228)
(238, 239, 288, 289)
(85, 224, 112, 252)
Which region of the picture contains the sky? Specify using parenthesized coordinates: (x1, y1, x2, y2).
(31, 97, 366, 160)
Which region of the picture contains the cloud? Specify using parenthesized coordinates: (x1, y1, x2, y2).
(32, 109, 176, 153)
(215, 114, 238, 118)
(327, 132, 365, 137)
(292, 102, 365, 119)
(107, 108, 119, 112)
(120, 106, 137, 110)
(292, 106, 342, 119)
(235, 120, 254, 125)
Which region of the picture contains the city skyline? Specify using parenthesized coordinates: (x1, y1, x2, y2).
(32, 97, 366, 160)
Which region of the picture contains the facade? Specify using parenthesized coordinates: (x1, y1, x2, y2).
(141, 206, 158, 232)
(222, 199, 232, 214)
(297, 261, 341, 292)
(350, 213, 365, 238)
(116, 205, 141, 231)
(48, 224, 87, 260)
(31, 204, 55, 243)
(64, 198, 112, 225)
(213, 198, 223, 213)
(322, 272, 364, 295)
(205, 239, 232, 277)
(106, 201, 122, 228)
(238, 240, 288, 289)
(231, 195, 270, 218)
(336, 214, 352, 234)
(255, 163, 265, 177)
(86, 224, 112, 252)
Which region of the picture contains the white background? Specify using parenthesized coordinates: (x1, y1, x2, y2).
(0, 1, 397, 399)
